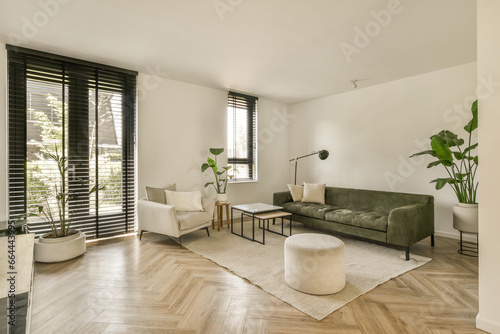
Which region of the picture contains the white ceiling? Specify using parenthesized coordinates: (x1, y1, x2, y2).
(0, 0, 476, 104)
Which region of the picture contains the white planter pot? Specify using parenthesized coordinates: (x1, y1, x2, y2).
(453, 203, 478, 234)
(34, 229, 86, 263)
(216, 193, 228, 203)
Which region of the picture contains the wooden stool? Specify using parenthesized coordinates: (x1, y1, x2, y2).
(212, 202, 230, 231)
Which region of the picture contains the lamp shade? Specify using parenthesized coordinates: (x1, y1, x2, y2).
(290, 149, 330, 185)
(318, 150, 329, 160)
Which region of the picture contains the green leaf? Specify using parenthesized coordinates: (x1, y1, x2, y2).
(463, 143, 478, 154)
(204, 182, 214, 188)
(207, 157, 217, 172)
(201, 163, 210, 172)
(452, 151, 464, 160)
(436, 130, 464, 147)
(427, 159, 453, 168)
(474, 156, 478, 164)
(464, 100, 478, 133)
(409, 150, 437, 159)
(216, 171, 225, 175)
(427, 161, 442, 168)
(430, 135, 453, 162)
(209, 148, 224, 156)
(430, 178, 452, 190)
(88, 184, 104, 194)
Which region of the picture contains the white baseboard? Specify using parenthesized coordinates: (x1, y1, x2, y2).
(434, 230, 478, 243)
(476, 314, 500, 334)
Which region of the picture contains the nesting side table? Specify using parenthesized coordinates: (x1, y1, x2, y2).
(212, 202, 230, 231)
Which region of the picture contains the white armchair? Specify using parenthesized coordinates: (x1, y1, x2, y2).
(137, 196, 216, 247)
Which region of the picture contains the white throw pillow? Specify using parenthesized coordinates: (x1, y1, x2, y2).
(302, 183, 326, 204)
(165, 190, 203, 212)
(287, 184, 304, 202)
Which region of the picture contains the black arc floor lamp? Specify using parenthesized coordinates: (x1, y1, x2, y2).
(289, 150, 329, 185)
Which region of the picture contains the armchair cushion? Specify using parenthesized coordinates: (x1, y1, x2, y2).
(165, 190, 203, 211)
(176, 211, 212, 231)
(146, 184, 176, 204)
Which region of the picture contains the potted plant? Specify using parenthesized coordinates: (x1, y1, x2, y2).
(201, 148, 235, 203)
(410, 100, 478, 248)
(21, 146, 103, 262)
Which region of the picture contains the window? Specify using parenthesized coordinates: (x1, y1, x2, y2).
(7, 45, 137, 239)
(227, 91, 257, 181)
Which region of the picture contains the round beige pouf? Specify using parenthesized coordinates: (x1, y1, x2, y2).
(284, 233, 345, 295)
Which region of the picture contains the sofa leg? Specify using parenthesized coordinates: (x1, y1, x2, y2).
(405, 247, 410, 261)
(139, 230, 145, 240)
(431, 234, 435, 247)
(205, 227, 210, 237)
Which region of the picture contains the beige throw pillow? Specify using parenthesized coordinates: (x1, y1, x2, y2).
(302, 183, 326, 204)
(165, 190, 203, 212)
(146, 184, 176, 204)
(287, 184, 304, 202)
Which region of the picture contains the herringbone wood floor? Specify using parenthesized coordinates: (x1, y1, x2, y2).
(31, 226, 483, 334)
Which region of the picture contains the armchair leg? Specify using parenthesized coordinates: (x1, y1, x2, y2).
(405, 247, 410, 261)
(139, 230, 146, 240)
(179, 236, 182, 249)
(205, 227, 210, 237)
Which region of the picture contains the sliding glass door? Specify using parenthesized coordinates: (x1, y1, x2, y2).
(8, 46, 137, 239)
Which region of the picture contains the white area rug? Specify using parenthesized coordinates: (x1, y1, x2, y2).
(181, 222, 431, 320)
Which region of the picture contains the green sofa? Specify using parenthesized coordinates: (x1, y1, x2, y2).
(273, 186, 434, 260)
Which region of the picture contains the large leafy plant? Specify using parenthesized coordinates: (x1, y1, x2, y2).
(201, 148, 235, 194)
(22, 146, 103, 237)
(410, 100, 478, 204)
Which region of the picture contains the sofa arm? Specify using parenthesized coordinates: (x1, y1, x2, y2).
(273, 191, 293, 207)
(201, 196, 216, 218)
(387, 203, 434, 247)
(137, 199, 181, 238)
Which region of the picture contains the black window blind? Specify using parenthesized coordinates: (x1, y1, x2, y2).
(227, 91, 257, 181)
(7, 45, 137, 239)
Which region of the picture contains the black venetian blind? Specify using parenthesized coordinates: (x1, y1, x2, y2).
(7, 45, 137, 239)
(227, 91, 257, 181)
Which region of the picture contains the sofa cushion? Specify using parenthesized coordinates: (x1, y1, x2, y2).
(302, 183, 326, 204)
(176, 211, 211, 231)
(343, 189, 431, 215)
(325, 209, 388, 232)
(283, 202, 338, 220)
(287, 184, 304, 202)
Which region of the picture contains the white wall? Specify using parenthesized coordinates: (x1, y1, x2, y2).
(0, 43, 7, 220)
(289, 62, 477, 239)
(137, 75, 227, 196)
(137, 74, 290, 208)
(477, 1, 500, 332)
